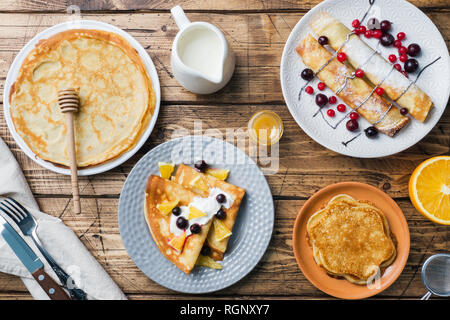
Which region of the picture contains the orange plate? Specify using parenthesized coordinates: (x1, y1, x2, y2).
(292, 182, 410, 299)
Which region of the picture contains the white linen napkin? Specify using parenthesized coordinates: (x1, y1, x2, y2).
(0, 137, 126, 300)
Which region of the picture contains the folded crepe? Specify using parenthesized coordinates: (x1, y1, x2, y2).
(310, 12, 432, 122)
(297, 34, 410, 137)
(174, 164, 245, 261)
(144, 175, 212, 274)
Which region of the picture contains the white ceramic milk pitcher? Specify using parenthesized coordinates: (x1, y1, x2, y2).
(170, 6, 235, 94)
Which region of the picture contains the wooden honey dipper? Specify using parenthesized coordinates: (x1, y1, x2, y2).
(58, 88, 81, 214)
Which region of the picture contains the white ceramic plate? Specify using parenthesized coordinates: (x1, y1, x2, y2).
(118, 136, 274, 293)
(3, 20, 161, 175)
(281, 0, 449, 158)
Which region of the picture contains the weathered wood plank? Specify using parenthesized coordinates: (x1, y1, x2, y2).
(0, 103, 448, 198)
(0, 12, 448, 104)
(0, 198, 446, 298)
(0, 0, 449, 12)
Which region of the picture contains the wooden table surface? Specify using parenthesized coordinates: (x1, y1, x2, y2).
(0, 0, 448, 300)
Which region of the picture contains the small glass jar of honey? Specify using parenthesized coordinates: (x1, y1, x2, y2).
(248, 110, 284, 146)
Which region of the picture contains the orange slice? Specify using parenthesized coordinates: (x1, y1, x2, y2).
(158, 162, 174, 179)
(196, 255, 223, 269)
(156, 200, 179, 216)
(188, 206, 207, 219)
(409, 156, 449, 225)
(205, 168, 229, 181)
(168, 233, 186, 253)
(213, 219, 232, 241)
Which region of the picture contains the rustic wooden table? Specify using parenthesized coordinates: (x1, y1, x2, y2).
(0, 0, 448, 300)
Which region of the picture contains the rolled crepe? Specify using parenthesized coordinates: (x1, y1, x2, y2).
(296, 34, 409, 137)
(310, 12, 432, 122)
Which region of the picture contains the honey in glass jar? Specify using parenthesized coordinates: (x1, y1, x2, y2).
(248, 110, 283, 146)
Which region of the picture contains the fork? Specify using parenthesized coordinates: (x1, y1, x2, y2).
(0, 198, 87, 300)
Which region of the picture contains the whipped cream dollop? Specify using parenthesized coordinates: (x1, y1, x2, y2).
(169, 188, 234, 237)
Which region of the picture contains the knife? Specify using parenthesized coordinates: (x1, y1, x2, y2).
(0, 216, 70, 300)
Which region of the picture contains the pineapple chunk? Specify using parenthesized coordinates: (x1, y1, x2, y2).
(196, 255, 223, 269)
(156, 200, 179, 215)
(168, 233, 186, 253)
(205, 168, 229, 180)
(213, 219, 232, 241)
(158, 162, 174, 179)
(188, 206, 207, 219)
(189, 175, 209, 194)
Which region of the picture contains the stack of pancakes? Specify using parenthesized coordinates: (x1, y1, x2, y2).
(307, 194, 396, 285)
(9, 29, 155, 167)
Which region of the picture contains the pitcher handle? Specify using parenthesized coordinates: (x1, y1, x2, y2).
(171, 6, 191, 30)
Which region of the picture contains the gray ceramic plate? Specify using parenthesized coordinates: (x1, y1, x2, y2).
(118, 136, 274, 293)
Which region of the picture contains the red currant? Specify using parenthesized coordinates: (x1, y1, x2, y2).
(372, 29, 382, 39)
(393, 63, 402, 71)
(328, 96, 337, 104)
(357, 25, 366, 34)
(305, 86, 314, 94)
(388, 54, 397, 63)
(352, 19, 360, 28)
(399, 54, 408, 62)
(327, 109, 335, 117)
(398, 46, 407, 55)
(337, 104, 346, 112)
(349, 112, 359, 120)
(397, 32, 406, 40)
(375, 87, 385, 96)
(337, 52, 347, 63)
(393, 40, 402, 48)
(364, 30, 372, 38)
(355, 69, 364, 78)
(317, 82, 326, 91)
(401, 70, 409, 78)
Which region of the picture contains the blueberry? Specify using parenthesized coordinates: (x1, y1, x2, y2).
(380, 33, 394, 47)
(176, 216, 188, 229)
(404, 59, 419, 73)
(364, 126, 378, 138)
(315, 93, 328, 107)
(407, 43, 421, 57)
(318, 36, 329, 46)
(216, 194, 226, 203)
(194, 160, 208, 172)
(380, 20, 391, 33)
(301, 68, 314, 81)
(172, 207, 181, 216)
(400, 108, 409, 115)
(215, 208, 227, 220)
(190, 223, 201, 234)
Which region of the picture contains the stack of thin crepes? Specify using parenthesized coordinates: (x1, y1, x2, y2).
(296, 13, 434, 137)
(307, 194, 397, 284)
(9, 29, 156, 167)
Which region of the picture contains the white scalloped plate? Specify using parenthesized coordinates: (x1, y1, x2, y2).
(281, 0, 449, 158)
(118, 136, 274, 293)
(3, 20, 161, 175)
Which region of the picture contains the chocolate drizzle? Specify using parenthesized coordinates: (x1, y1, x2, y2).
(394, 56, 441, 102)
(342, 133, 362, 147)
(336, 74, 356, 94)
(360, 0, 376, 25)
